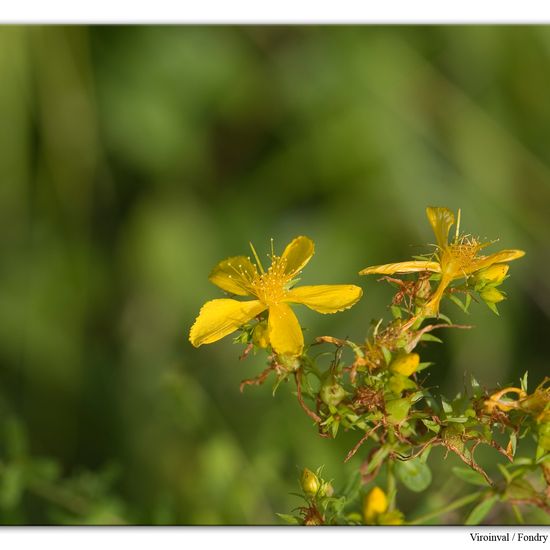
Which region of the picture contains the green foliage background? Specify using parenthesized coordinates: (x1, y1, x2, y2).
(0, 25, 548, 524)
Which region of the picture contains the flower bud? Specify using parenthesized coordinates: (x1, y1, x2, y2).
(320, 377, 346, 407)
(300, 468, 320, 496)
(473, 264, 509, 285)
(480, 287, 505, 304)
(539, 422, 550, 452)
(378, 510, 404, 525)
(362, 486, 388, 524)
(319, 481, 334, 498)
(415, 277, 432, 301)
(252, 322, 270, 348)
(389, 353, 420, 377)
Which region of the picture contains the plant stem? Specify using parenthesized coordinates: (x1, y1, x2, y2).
(407, 491, 481, 525)
(512, 504, 525, 524)
(387, 459, 396, 511)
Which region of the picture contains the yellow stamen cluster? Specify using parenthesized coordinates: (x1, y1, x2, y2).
(250, 256, 291, 305)
(446, 234, 484, 273)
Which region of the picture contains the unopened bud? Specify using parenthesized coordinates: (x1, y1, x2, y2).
(480, 287, 505, 304)
(474, 264, 509, 285)
(300, 468, 320, 496)
(389, 353, 420, 377)
(415, 278, 432, 301)
(362, 486, 388, 524)
(252, 322, 270, 348)
(378, 510, 404, 525)
(320, 481, 334, 498)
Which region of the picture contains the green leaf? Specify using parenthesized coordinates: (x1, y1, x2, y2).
(341, 470, 362, 501)
(505, 479, 537, 501)
(446, 416, 469, 423)
(276, 513, 300, 525)
(485, 301, 500, 315)
(452, 467, 491, 487)
(520, 371, 529, 393)
(381, 346, 392, 366)
(345, 512, 363, 524)
(386, 398, 411, 424)
(497, 463, 512, 484)
(465, 495, 499, 525)
(449, 294, 469, 314)
(4, 418, 28, 460)
(421, 419, 440, 434)
(437, 312, 453, 324)
(536, 453, 550, 465)
(364, 447, 390, 475)
(470, 375, 483, 398)
(390, 306, 402, 319)
(395, 457, 432, 492)
(419, 333, 442, 344)
(415, 362, 434, 373)
(0, 464, 24, 510)
(508, 433, 517, 457)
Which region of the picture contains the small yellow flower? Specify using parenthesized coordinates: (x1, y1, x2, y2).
(360, 207, 524, 315)
(189, 236, 363, 356)
(363, 486, 389, 524)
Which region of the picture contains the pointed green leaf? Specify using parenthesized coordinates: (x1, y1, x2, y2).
(452, 467, 491, 487)
(465, 495, 499, 525)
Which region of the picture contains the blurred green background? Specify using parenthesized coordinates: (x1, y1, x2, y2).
(0, 25, 549, 524)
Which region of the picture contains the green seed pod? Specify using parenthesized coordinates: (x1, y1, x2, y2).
(320, 376, 346, 407)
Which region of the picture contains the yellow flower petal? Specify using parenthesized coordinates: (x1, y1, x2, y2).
(267, 302, 304, 356)
(285, 284, 363, 314)
(280, 236, 315, 277)
(189, 299, 266, 347)
(359, 260, 441, 276)
(208, 256, 257, 296)
(426, 206, 455, 248)
(466, 249, 525, 274)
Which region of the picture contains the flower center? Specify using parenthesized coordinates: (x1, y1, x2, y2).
(250, 256, 290, 305)
(443, 234, 484, 275)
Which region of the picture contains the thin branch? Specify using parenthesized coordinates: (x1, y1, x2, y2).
(294, 371, 322, 424)
(344, 424, 381, 463)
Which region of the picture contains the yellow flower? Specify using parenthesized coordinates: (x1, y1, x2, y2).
(363, 486, 389, 524)
(189, 236, 363, 356)
(360, 207, 525, 315)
